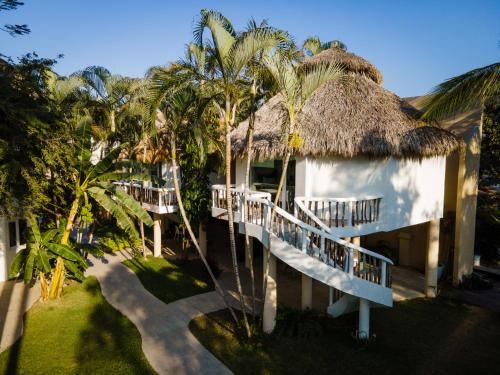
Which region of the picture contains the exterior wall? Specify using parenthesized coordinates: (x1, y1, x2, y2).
(303, 156, 447, 232)
(0, 216, 27, 282)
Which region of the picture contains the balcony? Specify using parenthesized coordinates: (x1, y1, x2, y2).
(114, 182, 177, 214)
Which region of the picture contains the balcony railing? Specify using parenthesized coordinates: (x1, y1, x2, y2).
(114, 181, 177, 213)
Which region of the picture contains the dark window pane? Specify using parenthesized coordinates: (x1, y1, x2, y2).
(9, 222, 16, 247)
(19, 219, 28, 245)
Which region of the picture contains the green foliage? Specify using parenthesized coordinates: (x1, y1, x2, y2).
(480, 98, 500, 185)
(179, 135, 211, 233)
(9, 216, 88, 282)
(95, 224, 141, 253)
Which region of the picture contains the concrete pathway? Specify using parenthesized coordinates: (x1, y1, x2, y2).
(85, 250, 232, 375)
(0, 280, 40, 353)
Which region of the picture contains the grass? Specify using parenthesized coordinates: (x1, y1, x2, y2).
(122, 256, 214, 304)
(189, 298, 500, 375)
(0, 277, 155, 375)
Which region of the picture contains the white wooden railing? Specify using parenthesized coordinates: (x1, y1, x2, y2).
(211, 185, 392, 289)
(294, 196, 382, 229)
(114, 181, 177, 209)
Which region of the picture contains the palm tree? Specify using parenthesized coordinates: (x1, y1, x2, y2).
(148, 78, 240, 325)
(240, 18, 292, 320)
(420, 62, 499, 124)
(261, 52, 346, 314)
(74, 66, 143, 143)
(194, 9, 285, 337)
(303, 36, 347, 56)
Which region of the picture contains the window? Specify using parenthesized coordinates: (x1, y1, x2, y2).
(9, 221, 16, 248)
(19, 219, 28, 246)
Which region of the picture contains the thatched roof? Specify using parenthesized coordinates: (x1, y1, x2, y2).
(232, 47, 460, 160)
(301, 47, 384, 85)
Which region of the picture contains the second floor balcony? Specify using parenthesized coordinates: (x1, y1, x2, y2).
(114, 181, 177, 214)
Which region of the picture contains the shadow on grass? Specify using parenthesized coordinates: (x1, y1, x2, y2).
(122, 256, 214, 304)
(75, 278, 155, 374)
(190, 298, 500, 375)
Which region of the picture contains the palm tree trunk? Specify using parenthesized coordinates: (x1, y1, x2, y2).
(243, 81, 257, 321)
(110, 110, 116, 133)
(170, 136, 239, 325)
(224, 97, 252, 338)
(61, 193, 81, 245)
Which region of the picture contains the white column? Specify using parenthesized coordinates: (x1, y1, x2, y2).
(352, 236, 360, 246)
(263, 249, 277, 333)
(198, 222, 207, 257)
(153, 213, 162, 257)
(301, 274, 312, 310)
(244, 236, 253, 269)
(425, 219, 440, 297)
(358, 298, 370, 339)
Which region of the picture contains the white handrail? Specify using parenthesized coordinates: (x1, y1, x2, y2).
(211, 185, 393, 289)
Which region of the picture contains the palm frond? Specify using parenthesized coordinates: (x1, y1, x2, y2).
(421, 62, 500, 120)
(300, 62, 347, 105)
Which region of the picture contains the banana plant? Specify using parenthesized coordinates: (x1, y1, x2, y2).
(9, 216, 87, 300)
(61, 142, 154, 246)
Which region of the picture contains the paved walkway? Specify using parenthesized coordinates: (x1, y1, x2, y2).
(0, 280, 40, 353)
(85, 250, 232, 375)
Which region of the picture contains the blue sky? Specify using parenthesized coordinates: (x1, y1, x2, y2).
(1, 0, 498, 97)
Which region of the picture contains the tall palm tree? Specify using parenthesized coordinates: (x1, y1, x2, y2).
(74, 66, 142, 141)
(420, 62, 499, 124)
(194, 9, 284, 337)
(303, 36, 347, 56)
(240, 18, 292, 320)
(148, 78, 240, 325)
(261, 52, 346, 314)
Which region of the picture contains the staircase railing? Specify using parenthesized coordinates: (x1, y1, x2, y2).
(211, 185, 392, 289)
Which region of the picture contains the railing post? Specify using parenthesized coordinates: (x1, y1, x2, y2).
(381, 261, 387, 287)
(301, 229, 307, 252)
(348, 247, 354, 276)
(320, 235, 325, 259)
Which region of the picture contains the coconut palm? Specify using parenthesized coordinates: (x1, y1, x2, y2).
(240, 19, 292, 320)
(261, 52, 346, 314)
(419, 62, 499, 124)
(74, 66, 144, 140)
(148, 77, 240, 324)
(303, 36, 347, 56)
(194, 9, 285, 336)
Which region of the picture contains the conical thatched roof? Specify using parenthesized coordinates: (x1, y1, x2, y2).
(232, 48, 460, 160)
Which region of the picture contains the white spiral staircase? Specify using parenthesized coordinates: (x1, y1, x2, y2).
(211, 185, 393, 337)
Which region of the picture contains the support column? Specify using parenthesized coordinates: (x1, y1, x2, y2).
(358, 298, 370, 339)
(425, 219, 440, 297)
(153, 213, 162, 257)
(263, 249, 277, 333)
(301, 274, 312, 310)
(397, 232, 412, 266)
(244, 236, 253, 269)
(453, 124, 481, 284)
(198, 222, 207, 257)
(351, 236, 360, 246)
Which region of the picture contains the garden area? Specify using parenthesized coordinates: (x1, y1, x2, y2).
(190, 297, 500, 375)
(0, 277, 155, 375)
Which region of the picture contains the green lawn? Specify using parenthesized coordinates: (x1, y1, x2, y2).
(122, 256, 214, 304)
(190, 298, 500, 375)
(0, 277, 155, 375)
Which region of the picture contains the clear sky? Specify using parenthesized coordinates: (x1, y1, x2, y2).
(1, 0, 498, 97)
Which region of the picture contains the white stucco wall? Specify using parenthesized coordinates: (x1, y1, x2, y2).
(302, 156, 446, 232)
(0, 217, 27, 282)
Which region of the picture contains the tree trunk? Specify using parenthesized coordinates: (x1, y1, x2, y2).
(243, 80, 257, 320)
(110, 110, 116, 133)
(224, 97, 252, 338)
(170, 136, 239, 325)
(61, 193, 81, 245)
